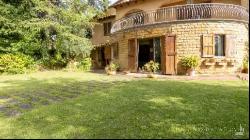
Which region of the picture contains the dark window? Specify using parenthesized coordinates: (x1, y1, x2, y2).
(103, 22, 112, 36)
(215, 35, 225, 56)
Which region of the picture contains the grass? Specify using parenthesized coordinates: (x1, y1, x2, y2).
(0, 71, 249, 139)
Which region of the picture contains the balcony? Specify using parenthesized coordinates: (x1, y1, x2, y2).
(111, 3, 249, 33)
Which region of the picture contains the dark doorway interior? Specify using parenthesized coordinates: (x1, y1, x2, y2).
(138, 37, 161, 70)
(98, 47, 106, 68)
(138, 39, 154, 68)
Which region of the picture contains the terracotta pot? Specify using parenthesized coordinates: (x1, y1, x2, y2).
(188, 68, 196, 76)
(242, 68, 249, 74)
(147, 73, 157, 78)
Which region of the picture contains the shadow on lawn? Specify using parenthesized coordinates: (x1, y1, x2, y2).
(0, 77, 248, 139)
(0, 78, 128, 117)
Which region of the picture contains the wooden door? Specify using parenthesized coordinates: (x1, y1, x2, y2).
(128, 39, 138, 72)
(162, 35, 176, 75)
(104, 46, 111, 65)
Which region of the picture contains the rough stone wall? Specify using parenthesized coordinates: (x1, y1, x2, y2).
(111, 21, 248, 74)
(241, 0, 249, 9)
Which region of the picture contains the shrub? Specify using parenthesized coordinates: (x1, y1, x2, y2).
(77, 57, 92, 71)
(143, 61, 159, 73)
(0, 53, 36, 74)
(64, 60, 78, 72)
(41, 53, 67, 69)
(181, 55, 200, 70)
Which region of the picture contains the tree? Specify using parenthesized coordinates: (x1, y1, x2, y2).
(0, 0, 109, 68)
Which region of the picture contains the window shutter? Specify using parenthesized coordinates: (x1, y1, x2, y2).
(112, 43, 119, 59)
(202, 35, 214, 57)
(103, 23, 107, 36)
(104, 46, 111, 59)
(128, 39, 138, 72)
(225, 35, 236, 58)
(108, 22, 112, 34)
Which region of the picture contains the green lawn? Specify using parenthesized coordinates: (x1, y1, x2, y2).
(0, 71, 249, 139)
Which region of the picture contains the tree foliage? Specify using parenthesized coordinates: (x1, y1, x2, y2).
(0, 0, 108, 68)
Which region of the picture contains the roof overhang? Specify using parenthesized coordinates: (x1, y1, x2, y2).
(110, 0, 139, 8)
(93, 41, 118, 48)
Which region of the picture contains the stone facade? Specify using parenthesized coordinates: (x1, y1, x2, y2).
(111, 20, 249, 74)
(91, 0, 249, 74)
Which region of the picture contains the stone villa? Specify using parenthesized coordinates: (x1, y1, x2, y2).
(90, 0, 249, 75)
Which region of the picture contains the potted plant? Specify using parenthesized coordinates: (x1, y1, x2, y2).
(105, 62, 119, 75)
(143, 61, 159, 78)
(181, 55, 200, 76)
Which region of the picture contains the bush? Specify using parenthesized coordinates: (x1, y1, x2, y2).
(143, 61, 159, 73)
(41, 53, 67, 69)
(181, 55, 200, 70)
(77, 57, 92, 71)
(0, 53, 36, 74)
(64, 60, 78, 72)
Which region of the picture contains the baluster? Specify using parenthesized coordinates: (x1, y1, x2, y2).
(142, 13, 144, 25)
(230, 6, 234, 19)
(221, 6, 225, 18)
(160, 10, 162, 22)
(144, 12, 147, 24)
(214, 5, 218, 19)
(182, 6, 184, 19)
(162, 9, 164, 22)
(226, 6, 229, 19)
(153, 11, 156, 23)
(203, 5, 207, 18)
(139, 14, 142, 25)
(201, 5, 204, 19)
(192, 5, 195, 19)
(111, 3, 249, 33)
(136, 15, 139, 26)
(171, 7, 173, 20)
(208, 4, 212, 19)
(161, 9, 164, 22)
(193, 5, 196, 19)
(166, 8, 168, 22)
(155, 10, 158, 22)
(217, 5, 221, 19)
(231, 6, 235, 19)
(146, 12, 149, 24)
(183, 6, 186, 19)
(140, 13, 143, 25)
(172, 7, 175, 20)
(190, 5, 193, 19)
(224, 6, 227, 19)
